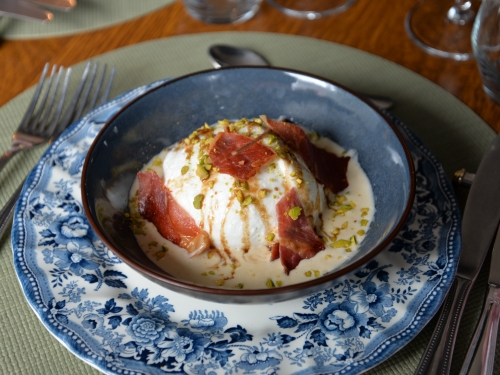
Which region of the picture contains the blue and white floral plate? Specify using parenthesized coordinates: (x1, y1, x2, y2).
(12, 81, 460, 375)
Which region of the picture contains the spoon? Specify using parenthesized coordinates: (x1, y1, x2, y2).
(208, 44, 394, 110)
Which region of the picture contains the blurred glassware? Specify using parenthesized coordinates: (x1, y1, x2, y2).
(472, 0, 500, 105)
(181, 0, 261, 24)
(405, 0, 479, 61)
(266, 0, 355, 19)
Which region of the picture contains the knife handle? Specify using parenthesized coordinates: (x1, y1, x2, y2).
(414, 275, 473, 375)
(459, 285, 500, 375)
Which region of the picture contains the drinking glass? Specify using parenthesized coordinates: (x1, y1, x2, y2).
(181, 0, 262, 24)
(472, 0, 500, 104)
(405, 0, 480, 61)
(266, 0, 356, 20)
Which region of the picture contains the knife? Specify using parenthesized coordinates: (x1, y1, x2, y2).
(28, 0, 76, 11)
(0, 0, 52, 22)
(414, 132, 500, 375)
(459, 222, 500, 375)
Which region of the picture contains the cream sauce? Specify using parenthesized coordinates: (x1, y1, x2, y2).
(128, 119, 375, 289)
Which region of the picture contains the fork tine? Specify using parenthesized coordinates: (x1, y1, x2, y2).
(87, 64, 106, 111)
(17, 63, 50, 132)
(99, 66, 116, 106)
(73, 62, 98, 121)
(37, 66, 64, 133)
(23, 64, 57, 133)
(43, 68, 72, 138)
(57, 61, 93, 132)
(49, 62, 115, 143)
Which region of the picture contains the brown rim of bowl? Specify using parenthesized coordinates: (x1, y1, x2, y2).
(81, 65, 416, 299)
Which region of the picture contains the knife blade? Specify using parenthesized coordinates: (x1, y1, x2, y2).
(0, 0, 52, 22)
(459, 221, 500, 375)
(414, 132, 500, 375)
(27, 0, 76, 11)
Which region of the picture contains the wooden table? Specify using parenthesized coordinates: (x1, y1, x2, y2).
(1, 0, 499, 133)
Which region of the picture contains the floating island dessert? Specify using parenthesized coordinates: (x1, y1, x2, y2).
(128, 116, 374, 289)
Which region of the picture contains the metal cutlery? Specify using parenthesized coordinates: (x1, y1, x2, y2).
(0, 63, 69, 174)
(414, 132, 500, 375)
(207, 44, 395, 110)
(459, 221, 500, 374)
(0, 61, 115, 239)
(28, 0, 76, 11)
(0, 0, 52, 22)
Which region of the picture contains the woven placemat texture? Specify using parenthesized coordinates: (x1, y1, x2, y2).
(0, 32, 496, 374)
(0, 0, 175, 39)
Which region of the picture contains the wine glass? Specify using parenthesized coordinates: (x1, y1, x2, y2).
(405, 0, 480, 61)
(266, 0, 356, 20)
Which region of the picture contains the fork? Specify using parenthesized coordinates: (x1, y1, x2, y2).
(0, 61, 116, 238)
(0, 63, 71, 175)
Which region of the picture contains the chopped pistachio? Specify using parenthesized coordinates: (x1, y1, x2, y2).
(266, 279, 276, 288)
(266, 233, 275, 241)
(357, 230, 366, 236)
(241, 181, 249, 190)
(181, 166, 189, 175)
(341, 221, 349, 229)
(349, 200, 357, 208)
(288, 206, 302, 220)
(361, 219, 369, 226)
(296, 178, 303, 186)
(269, 163, 276, 171)
(154, 251, 166, 261)
(335, 195, 347, 206)
(254, 117, 263, 124)
(276, 280, 283, 287)
(193, 194, 204, 209)
(331, 239, 351, 248)
(208, 270, 215, 275)
(196, 164, 209, 180)
(153, 158, 162, 166)
(290, 171, 297, 177)
(234, 283, 244, 289)
(241, 196, 253, 207)
(346, 248, 352, 252)
(350, 235, 357, 245)
(201, 272, 208, 276)
(305, 271, 312, 277)
(258, 189, 267, 199)
(207, 251, 216, 259)
(214, 279, 225, 286)
(331, 228, 340, 235)
(314, 270, 320, 277)
(325, 254, 332, 259)
(236, 190, 244, 203)
(208, 180, 215, 189)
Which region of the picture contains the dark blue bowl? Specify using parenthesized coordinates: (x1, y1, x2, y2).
(82, 67, 415, 304)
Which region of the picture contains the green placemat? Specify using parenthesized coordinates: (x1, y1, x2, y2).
(0, 32, 496, 375)
(0, 0, 175, 40)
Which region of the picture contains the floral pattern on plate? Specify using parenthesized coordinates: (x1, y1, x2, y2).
(12, 81, 460, 375)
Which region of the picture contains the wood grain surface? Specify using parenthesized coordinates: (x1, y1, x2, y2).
(1, 0, 499, 132)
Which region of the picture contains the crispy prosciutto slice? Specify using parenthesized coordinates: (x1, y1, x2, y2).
(209, 131, 276, 181)
(137, 170, 210, 257)
(264, 117, 350, 194)
(274, 188, 325, 274)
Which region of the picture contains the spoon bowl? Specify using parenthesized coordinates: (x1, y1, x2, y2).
(208, 44, 394, 109)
